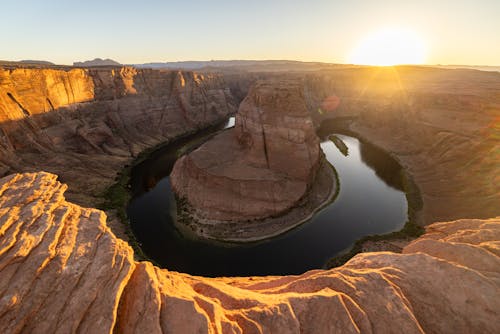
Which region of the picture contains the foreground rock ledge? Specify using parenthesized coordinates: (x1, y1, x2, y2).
(0, 172, 499, 333)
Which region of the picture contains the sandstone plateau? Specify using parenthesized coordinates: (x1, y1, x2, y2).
(0, 64, 499, 333)
(304, 66, 500, 224)
(171, 80, 336, 241)
(0, 172, 498, 333)
(0, 66, 237, 208)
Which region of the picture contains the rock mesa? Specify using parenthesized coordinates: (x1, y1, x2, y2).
(171, 80, 334, 241)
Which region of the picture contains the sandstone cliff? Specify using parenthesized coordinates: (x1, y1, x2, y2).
(73, 58, 121, 67)
(2, 65, 498, 228)
(0, 65, 499, 333)
(304, 66, 500, 224)
(0, 66, 237, 206)
(170, 80, 334, 241)
(0, 172, 498, 333)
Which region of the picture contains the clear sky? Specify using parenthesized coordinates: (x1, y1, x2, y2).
(1, 0, 499, 65)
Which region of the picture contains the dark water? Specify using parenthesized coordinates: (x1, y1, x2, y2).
(127, 119, 408, 277)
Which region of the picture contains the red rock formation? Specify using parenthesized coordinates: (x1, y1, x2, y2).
(234, 80, 320, 181)
(170, 80, 333, 241)
(305, 66, 500, 224)
(0, 66, 237, 206)
(0, 172, 498, 333)
(0, 65, 499, 333)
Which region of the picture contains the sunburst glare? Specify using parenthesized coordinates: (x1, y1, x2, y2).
(349, 28, 427, 66)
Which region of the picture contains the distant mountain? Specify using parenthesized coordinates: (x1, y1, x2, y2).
(73, 58, 121, 67)
(134, 60, 344, 72)
(136, 60, 291, 69)
(20, 60, 55, 65)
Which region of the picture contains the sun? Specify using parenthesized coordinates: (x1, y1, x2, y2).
(349, 28, 427, 66)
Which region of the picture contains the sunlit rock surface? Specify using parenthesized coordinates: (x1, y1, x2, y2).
(0, 66, 237, 206)
(305, 66, 500, 224)
(0, 172, 498, 333)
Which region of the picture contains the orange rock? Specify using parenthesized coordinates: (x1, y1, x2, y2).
(0, 67, 237, 206)
(0, 172, 498, 333)
(170, 80, 332, 241)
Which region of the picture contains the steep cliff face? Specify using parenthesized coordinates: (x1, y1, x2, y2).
(0, 66, 237, 205)
(170, 80, 333, 241)
(305, 66, 500, 224)
(234, 80, 320, 181)
(0, 172, 498, 334)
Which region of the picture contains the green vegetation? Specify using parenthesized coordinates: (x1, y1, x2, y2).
(329, 135, 349, 156)
(97, 165, 153, 262)
(96, 118, 230, 263)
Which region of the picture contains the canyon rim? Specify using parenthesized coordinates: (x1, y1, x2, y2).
(0, 62, 498, 333)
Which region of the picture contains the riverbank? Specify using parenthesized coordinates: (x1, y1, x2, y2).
(174, 156, 339, 243)
(97, 117, 233, 261)
(320, 121, 425, 268)
(101, 117, 423, 268)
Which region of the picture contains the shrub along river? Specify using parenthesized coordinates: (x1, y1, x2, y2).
(127, 118, 408, 277)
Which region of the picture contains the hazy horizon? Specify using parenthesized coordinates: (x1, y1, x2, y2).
(2, 0, 499, 66)
(3, 58, 500, 69)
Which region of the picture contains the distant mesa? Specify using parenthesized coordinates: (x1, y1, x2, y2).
(0, 59, 56, 68)
(19, 60, 55, 65)
(73, 58, 121, 67)
(135, 59, 340, 72)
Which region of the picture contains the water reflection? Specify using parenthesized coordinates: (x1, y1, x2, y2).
(359, 143, 403, 191)
(127, 129, 408, 277)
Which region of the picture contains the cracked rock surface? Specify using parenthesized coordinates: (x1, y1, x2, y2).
(1, 172, 498, 334)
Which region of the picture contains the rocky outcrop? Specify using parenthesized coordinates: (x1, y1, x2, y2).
(73, 58, 121, 67)
(170, 80, 335, 241)
(0, 172, 498, 333)
(0, 172, 134, 333)
(0, 66, 237, 206)
(305, 66, 500, 224)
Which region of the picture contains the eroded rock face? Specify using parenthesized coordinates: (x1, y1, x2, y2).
(170, 80, 330, 240)
(305, 66, 500, 224)
(0, 172, 498, 334)
(0, 66, 237, 206)
(0, 172, 135, 333)
(234, 80, 320, 181)
(1, 65, 499, 333)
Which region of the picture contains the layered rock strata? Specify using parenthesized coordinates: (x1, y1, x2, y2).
(305, 66, 500, 224)
(171, 80, 335, 241)
(0, 65, 499, 333)
(0, 66, 237, 207)
(0, 172, 498, 333)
